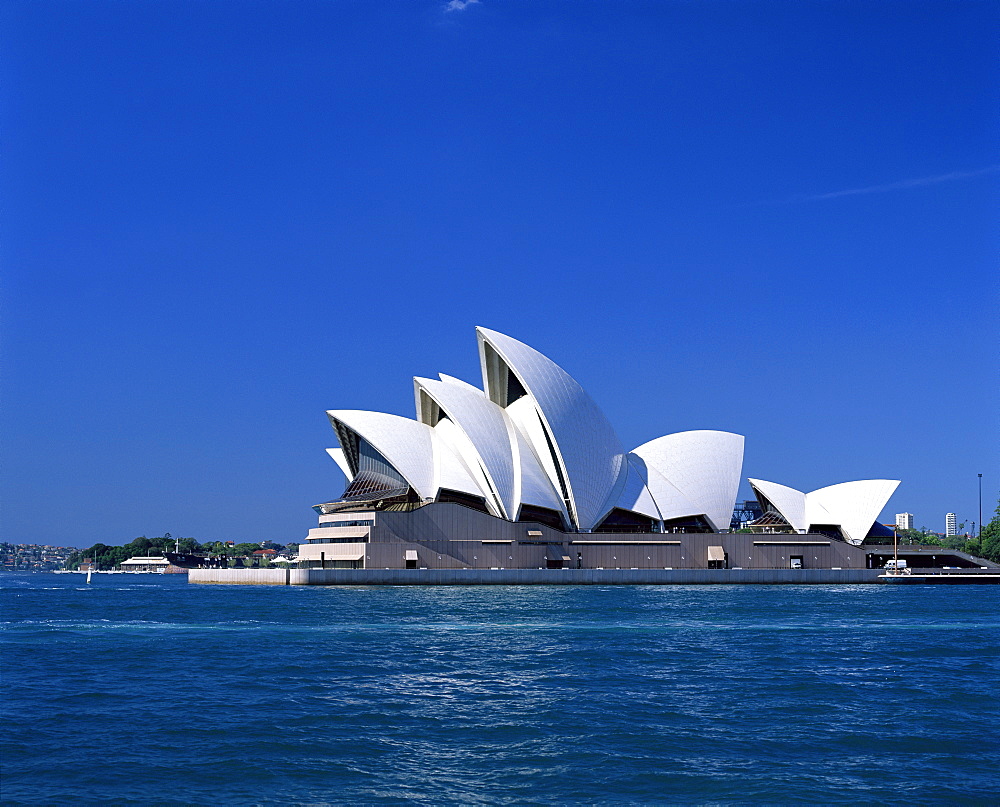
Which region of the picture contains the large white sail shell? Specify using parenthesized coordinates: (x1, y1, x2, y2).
(476, 327, 627, 531)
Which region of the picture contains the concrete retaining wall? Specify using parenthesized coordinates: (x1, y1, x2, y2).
(189, 568, 883, 586)
(189, 567, 308, 585)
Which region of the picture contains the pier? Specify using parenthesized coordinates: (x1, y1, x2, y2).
(189, 567, 885, 586)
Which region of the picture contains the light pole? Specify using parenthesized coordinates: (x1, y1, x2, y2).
(892, 524, 899, 572)
(979, 473, 983, 539)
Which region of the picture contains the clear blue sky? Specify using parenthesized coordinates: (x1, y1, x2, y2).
(3, 0, 997, 547)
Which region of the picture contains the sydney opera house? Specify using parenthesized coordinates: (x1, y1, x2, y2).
(298, 328, 900, 571)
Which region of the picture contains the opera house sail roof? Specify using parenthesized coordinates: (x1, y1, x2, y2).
(318, 327, 898, 539)
(747, 478, 901, 545)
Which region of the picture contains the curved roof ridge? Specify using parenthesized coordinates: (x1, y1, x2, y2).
(476, 327, 627, 531)
(414, 376, 517, 519)
(806, 479, 900, 545)
(438, 373, 483, 392)
(327, 409, 480, 502)
(748, 478, 807, 532)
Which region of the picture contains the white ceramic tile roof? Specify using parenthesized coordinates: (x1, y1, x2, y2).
(748, 478, 807, 532)
(414, 376, 518, 519)
(476, 327, 627, 531)
(510, 414, 567, 514)
(430, 424, 487, 501)
(325, 447, 352, 479)
(327, 410, 479, 501)
(321, 328, 901, 541)
(631, 431, 744, 532)
(806, 479, 900, 545)
(749, 477, 899, 544)
(612, 456, 664, 521)
(437, 373, 484, 392)
(629, 452, 704, 522)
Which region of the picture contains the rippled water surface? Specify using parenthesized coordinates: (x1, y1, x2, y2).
(2, 573, 998, 804)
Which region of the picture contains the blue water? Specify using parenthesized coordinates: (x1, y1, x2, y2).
(2, 573, 998, 805)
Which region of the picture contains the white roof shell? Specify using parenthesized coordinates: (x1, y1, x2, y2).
(748, 478, 807, 532)
(749, 477, 900, 545)
(632, 431, 745, 532)
(325, 447, 352, 479)
(613, 456, 666, 522)
(476, 327, 627, 531)
(807, 480, 901, 545)
(627, 452, 704, 523)
(414, 375, 566, 519)
(327, 410, 480, 501)
(414, 376, 518, 518)
(510, 421, 567, 515)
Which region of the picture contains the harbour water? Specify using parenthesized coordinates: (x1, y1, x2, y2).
(2, 572, 997, 804)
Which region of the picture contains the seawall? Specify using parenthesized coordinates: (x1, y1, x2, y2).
(188, 568, 884, 586)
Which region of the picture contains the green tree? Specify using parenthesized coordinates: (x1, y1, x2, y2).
(977, 495, 1000, 564)
(177, 537, 199, 553)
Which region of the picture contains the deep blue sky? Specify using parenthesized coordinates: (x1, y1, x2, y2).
(3, 0, 997, 547)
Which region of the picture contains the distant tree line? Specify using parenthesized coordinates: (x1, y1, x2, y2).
(63, 533, 297, 570)
(966, 495, 1000, 564)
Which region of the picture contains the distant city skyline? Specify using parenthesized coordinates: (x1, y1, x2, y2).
(3, 1, 997, 547)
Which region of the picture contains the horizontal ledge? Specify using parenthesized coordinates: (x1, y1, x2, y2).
(570, 540, 682, 545)
(753, 541, 831, 546)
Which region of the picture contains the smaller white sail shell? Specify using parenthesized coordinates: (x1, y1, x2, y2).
(632, 431, 745, 531)
(807, 480, 901, 545)
(325, 447, 352, 480)
(608, 456, 663, 522)
(748, 478, 807, 532)
(327, 410, 479, 501)
(511, 423, 567, 515)
(415, 377, 517, 519)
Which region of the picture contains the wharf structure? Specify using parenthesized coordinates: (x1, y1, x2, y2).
(296, 501, 871, 572)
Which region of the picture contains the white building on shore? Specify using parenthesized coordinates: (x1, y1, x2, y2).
(298, 328, 901, 569)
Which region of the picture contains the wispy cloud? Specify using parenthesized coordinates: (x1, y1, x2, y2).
(779, 164, 1000, 204)
(445, 0, 479, 11)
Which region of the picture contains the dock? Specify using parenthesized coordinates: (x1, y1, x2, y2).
(189, 567, 886, 586)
